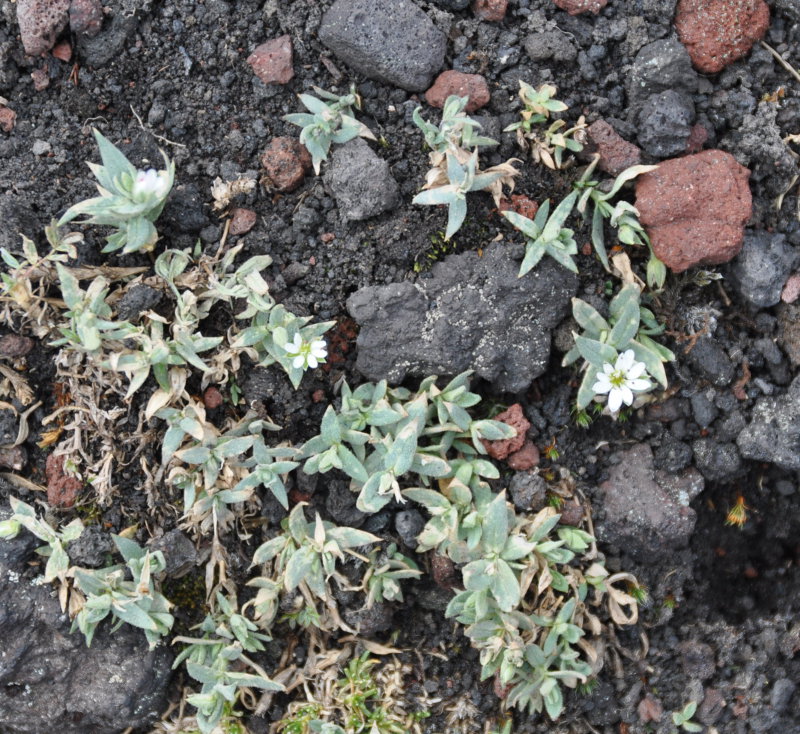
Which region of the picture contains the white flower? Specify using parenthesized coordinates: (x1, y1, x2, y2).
(132, 168, 170, 200)
(283, 333, 327, 370)
(592, 349, 652, 413)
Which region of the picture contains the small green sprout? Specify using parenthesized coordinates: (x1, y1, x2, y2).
(284, 86, 376, 174)
(413, 94, 498, 153)
(672, 701, 703, 732)
(505, 81, 568, 133)
(58, 129, 174, 254)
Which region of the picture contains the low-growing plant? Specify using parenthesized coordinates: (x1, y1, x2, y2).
(505, 81, 586, 170)
(671, 701, 703, 733)
(362, 542, 421, 607)
(412, 96, 518, 240)
(572, 157, 665, 288)
(0, 495, 83, 583)
(298, 371, 515, 514)
(563, 283, 674, 414)
(71, 534, 174, 648)
(172, 592, 283, 734)
(58, 129, 174, 254)
(502, 191, 579, 275)
(284, 86, 376, 174)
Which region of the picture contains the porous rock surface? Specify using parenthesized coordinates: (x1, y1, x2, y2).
(425, 71, 490, 113)
(596, 443, 704, 563)
(585, 120, 641, 176)
(16, 0, 70, 56)
(0, 501, 173, 734)
(635, 150, 752, 273)
(246, 35, 294, 85)
(552, 0, 608, 15)
(729, 231, 796, 308)
(324, 138, 400, 222)
(675, 0, 770, 74)
(736, 374, 800, 471)
(347, 245, 577, 393)
(318, 0, 446, 92)
(626, 39, 699, 107)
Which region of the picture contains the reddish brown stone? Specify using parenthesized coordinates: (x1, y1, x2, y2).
(229, 207, 257, 235)
(781, 273, 800, 304)
(558, 498, 584, 526)
(321, 232, 336, 243)
(685, 122, 709, 154)
(51, 40, 71, 62)
(0, 107, 17, 133)
(635, 150, 752, 273)
(46, 453, 82, 508)
(202, 386, 223, 410)
(472, 0, 507, 21)
(16, 0, 70, 56)
(675, 0, 769, 74)
(312, 389, 326, 403)
(425, 71, 490, 114)
(68, 0, 103, 37)
(482, 403, 529, 460)
(553, 0, 607, 14)
(247, 35, 294, 85)
(638, 694, 664, 723)
(0, 334, 34, 357)
(586, 120, 641, 176)
(499, 194, 539, 220)
(430, 552, 458, 590)
(31, 67, 50, 91)
(507, 440, 540, 471)
(261, 136, 312, 192)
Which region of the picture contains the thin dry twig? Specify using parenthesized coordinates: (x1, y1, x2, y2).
(760, 41, 800, 83)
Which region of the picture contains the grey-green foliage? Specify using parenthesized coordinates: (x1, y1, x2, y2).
(413, 94, 498, 154)
(71, 535, 174, 648)
(51, 264, 136, 353)
(172, 592, 283, 734)
(410, 482, 599, 719)
(412, 151, 508, 240)
(363, 542, 421, 607)
(283, 86, 376, 175)
(563, 283, 675, 410)
(671, 702, 703, 733)
(0, 496, 83, 582)
(572, 158, 666, 289)
(503, 81, 567, 134)
(298, 371, 515, 515)
(502, 192, 579, 276)
(251, 503, 379, 606)
(58, 129, 174, 254)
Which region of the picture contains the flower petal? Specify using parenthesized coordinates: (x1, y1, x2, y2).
(617, 349, 635, 372)
(626, 361, 646, 380)
(592, 379, 612, 395)
(292, 355, 306, 369)
(307, 355, 318, 369)
(626, 378, 652, 392)
(608, 388, 623, 413)
(619, 384, 634, 406)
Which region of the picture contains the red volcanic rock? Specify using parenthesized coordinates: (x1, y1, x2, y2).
(472, 0, 507, 21)
(675, 0, 769, 74)
(425, 71, 490, 113)
(69, 0, 103, 37)
(46, 453, 82, 508)
(261, 137, 313, 192)
(507, 440, 540, 471)
(0, 106, 17, 133)
(247, 35, 294, 85)
(635, 150, 752, 273)
(482, 403, 529, 460)
(553, 0, 608, 15)
(16, 0, 70, 56)
(229, 207, 257, 235)
(499, 194, 539, 220)
(586, 120, 642, 176)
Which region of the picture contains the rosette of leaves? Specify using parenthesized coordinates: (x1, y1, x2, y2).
(58, 128, 174, 254)
(232, 304, 335, 389)
(250, 503, 379, 602)
(172, 592, 283, 734)
(51, 263, 135, 352)
(71, 535, 174, 648)
(284, 86, 376, 175)
(412, 150, 511, 241)
(363, 543, 421, 607)
(572, 157, 665, 288)
(505, 81, 568, 136)
(0, 496, 83, 583)
(413, 94, 498, 153)
(563, 283, 674, 410)
(502, 192, 579, 276)
(298, 372, 514, 515)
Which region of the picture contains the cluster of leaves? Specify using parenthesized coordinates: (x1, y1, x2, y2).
(284, 86, 376, 175)
(172, 592, 283, 734)
(71, 535, 174, 647)
(412, 95, 518, 240)
(58, 129, 174, 254)
(504, 81, 586, 170)
(277, 653, 427, 734)
(411, 483, 638, 719)
(563, 283, 674, 412)
(297, 371, 516, 514)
